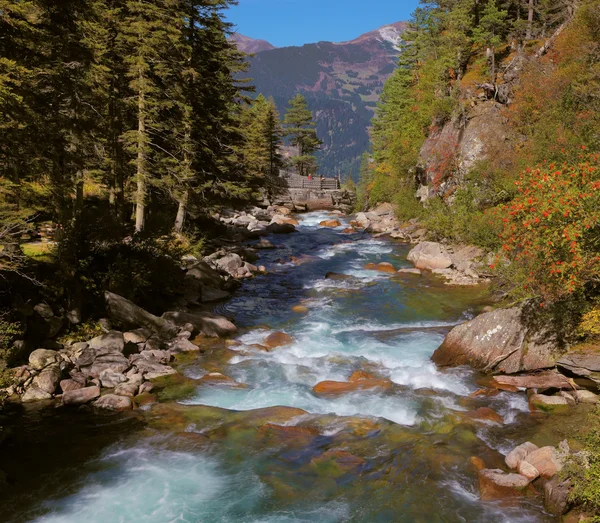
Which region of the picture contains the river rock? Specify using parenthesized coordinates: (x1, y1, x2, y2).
(313, 378, 393, 397)
(162, 311, 237, 338)
(60, 379, 83, 393)
(93, 394, 133, 411)
(32, 365, 61, 394)
(264, 332, 293, 349)
(265, 223, 295, 234)
(355, 212, 370, 229)
(199, 372, 247, 388)
(432, 307, 566, 374)
(99, 369, 128, 388)
(319, 219, 341, 228)
(525, 447, 563, 478)
(62, 386, 101, 405)
(84, 352, 129, 378)
(465, 407, 504, 424)
(478, 469, 532, 499)
(186, 261, 225, 288)
(575, 390, 599, 404)
(529, 394, 570, 413)
(544, 476, 572, 515)
(517, 460, 540, 481)
(114, 382, 139, 397)
(557, 352, 600, 382)
(137, 350, 171, 364)
(292, 305, 309, 314)
(407, 242, 453, 270)
(493, 371, 573, 391)
(22, 386, 53, 402)
(506, 442, 539, 469)
(255, 239, 275, 249)
(124, 328, 152, 345)
(215, 253, 244, 276)
(75, 346, 96, 368)
(397, 268, 422, 275)
(133, 359, 177, 380)
(200, 286, 231, 303)
(104, 292, 179, 338)
(168, 337, 200, 353)
(88, 331, 125, 355)
(28, 349, 59, 370)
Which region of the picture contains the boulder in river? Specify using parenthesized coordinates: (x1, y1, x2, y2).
(32, 365, 61, 394)
(529, 394, 571, 413)
(21, 386, 53, 402)
(432, 306, 566, 374)
(492, 371, 573, 391)
(265, 223, 295, 234)
(28, 349, 59, 371)
(557, 351, 600, 383)
(407, 242, 453, 270)
(478, 469, 532, 499)
(313, 377, 393, 397)
(506, 442, 538, 469)
(524, 446, 563, 479)
(264, 332, 293, 349)
(319, 220, 341, 228)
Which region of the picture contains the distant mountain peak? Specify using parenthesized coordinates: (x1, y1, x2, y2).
(341, 21, 408, 50)
(231, 33, 276, 54)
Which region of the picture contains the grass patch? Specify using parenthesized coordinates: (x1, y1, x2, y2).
(21, 242, 55, 263)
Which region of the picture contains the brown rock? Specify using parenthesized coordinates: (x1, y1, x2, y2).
(341, 228, 356, 234)
(93, 394, 133, 411)
(525, 446, 563, 479)
(349, 370, 376, 382)
(60, 379, 83, 393)
(199, 372, 247, 388)
(63, 386, 101, 405)
(258, 423, 319, 441)
(465, 407, 504, 424)
(291, 305, 309, 314)
(470, 456, 486, 471)
(313, 378, 392, 397)
(363, 262, 396, 273)
(319, 220, 341, 228)
(544, 476, 572, 516)
(493, 371, 573, 391)
(529, 394, 570, 414)
(478, 469, 532, 500)
(264, 332, 293, 349)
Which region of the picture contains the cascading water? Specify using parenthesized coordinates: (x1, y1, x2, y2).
(3, 212, 556, 523)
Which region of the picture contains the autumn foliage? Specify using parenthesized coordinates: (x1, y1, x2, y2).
(494, 152, 600, 299)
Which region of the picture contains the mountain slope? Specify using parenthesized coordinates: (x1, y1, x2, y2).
(234, 23, 407, 178)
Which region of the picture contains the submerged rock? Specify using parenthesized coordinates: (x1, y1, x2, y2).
(319, 219, 341, 228)
(432, 307, 566, 374)
(313, 378, 392, 397)
(264, 332, 293, 349)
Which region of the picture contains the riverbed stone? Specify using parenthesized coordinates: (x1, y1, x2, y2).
(134, 359, 177, 380)
(432, 306, 566, 374)
(60, 379, 83, 393)
(264, 332, 293, 349)
(114, 382, 139, 397)
(506, 442, 539, 469)
(162, 311, 237, 338)
(93, 394, 133, 411)
(88, 331, 125, 355)
(465, 407, 504, 424)
(199, 372, 247, 388)
(28, 349, 59, 370)
(319, 219, 341, 228)
(99, 369, 128, 388)
(517, 460, 540, 481)
(62, 386, 100, 405)
(168, 337, 200, 353)
(407, 242, 453, 270)
(313, 378, 393, 397)
(478, 469, 532, 499)
(575, 390, 599, 404)
(525, 446, 563, 478)
(22, 386, 53, 402)
(32, 364, 61, 394)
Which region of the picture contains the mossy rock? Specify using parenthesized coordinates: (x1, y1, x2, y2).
(150, 373, 199, 402)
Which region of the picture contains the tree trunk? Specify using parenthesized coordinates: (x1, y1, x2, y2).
(135, 77, 146, 234)
(526, 0, 535, 39)
(73, 171, 84, 223)
(174, 190, 188, 233)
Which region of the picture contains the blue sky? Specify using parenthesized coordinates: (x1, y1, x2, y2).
(226, 0, 420, 47)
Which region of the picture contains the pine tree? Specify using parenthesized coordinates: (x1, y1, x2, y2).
(283, 94, 322, 177)
(263, 97, 284, 177)
(473, 0, 509, 83)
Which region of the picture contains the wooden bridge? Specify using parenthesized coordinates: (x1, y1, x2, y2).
(280, 172, 340, 190)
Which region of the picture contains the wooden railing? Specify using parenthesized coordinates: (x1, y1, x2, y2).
(281, 173, 340, 190)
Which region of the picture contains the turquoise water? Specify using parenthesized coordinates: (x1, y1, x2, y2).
(2, 212, 555, 522)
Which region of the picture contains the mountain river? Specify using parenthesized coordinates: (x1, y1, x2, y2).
(0, 212, 565, 522)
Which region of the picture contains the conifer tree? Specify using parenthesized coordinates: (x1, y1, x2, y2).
(473, 0, 509, 83)
(284, 94, 322, 177)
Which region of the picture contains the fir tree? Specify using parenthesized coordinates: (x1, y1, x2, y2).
(283, 94, 322, 177)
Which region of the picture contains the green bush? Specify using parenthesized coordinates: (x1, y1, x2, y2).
(393, 185, 425, 222)
(57, 321, 103, 344)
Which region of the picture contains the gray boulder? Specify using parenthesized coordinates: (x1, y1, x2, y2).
(99, 369, 128, 388)
(432, 307, 566, 374)
(83, 352, 129, 378)
(32, 364, 61, 394)
(186, 261, 224, 288)
(88, 331, 125, 355)
(28, 349, 59, 371)
(265, 223, 295, 234)
(104, 292, 179, 338)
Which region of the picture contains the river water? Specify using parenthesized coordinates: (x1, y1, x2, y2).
(0, 212, 558, 522)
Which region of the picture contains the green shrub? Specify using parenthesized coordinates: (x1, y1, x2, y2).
(393, 185, 425, 222)
(57, 320, 103, 344)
